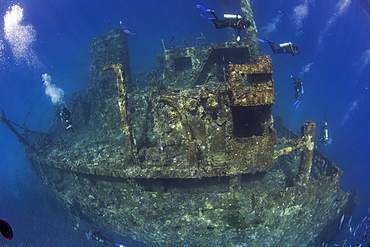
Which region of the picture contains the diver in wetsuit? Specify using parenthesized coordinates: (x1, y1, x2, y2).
(291, 75, 304, 109)
(258, 38, 301, 56)
(197, 5, 252, 41)
(317, 120, 332, 146)
(60, 106, 74, 133)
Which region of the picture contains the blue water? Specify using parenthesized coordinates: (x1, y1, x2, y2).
(0, 0, 369, 246)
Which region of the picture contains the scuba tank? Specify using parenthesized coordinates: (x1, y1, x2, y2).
(223, 14, 243, 20)
(279, 42, 293, 48)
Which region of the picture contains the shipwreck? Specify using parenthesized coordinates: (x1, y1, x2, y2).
(1, 1, 359, 246)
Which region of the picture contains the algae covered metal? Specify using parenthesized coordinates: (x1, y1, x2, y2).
(0, 1, 359, 246)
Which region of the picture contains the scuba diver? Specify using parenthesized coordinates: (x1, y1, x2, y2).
(291, 75, 304, 109)
(258, 38, 301, 56)
(196, 4, 252, 41)
(60, 106, 74, 133)
(86, 230, 125, 247)
(119, 21, 136, 36)
(317, 119, 332, 146)
(0, 219, 13, 240)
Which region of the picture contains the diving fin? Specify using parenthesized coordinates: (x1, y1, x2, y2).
(258, 38, 274, 43)
(200, 14, 215, 20)
(196, 5, 214, 13)
(293, 100, 302, 109)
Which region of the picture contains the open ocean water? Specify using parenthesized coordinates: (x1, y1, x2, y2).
(0, 0, 369, 246)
